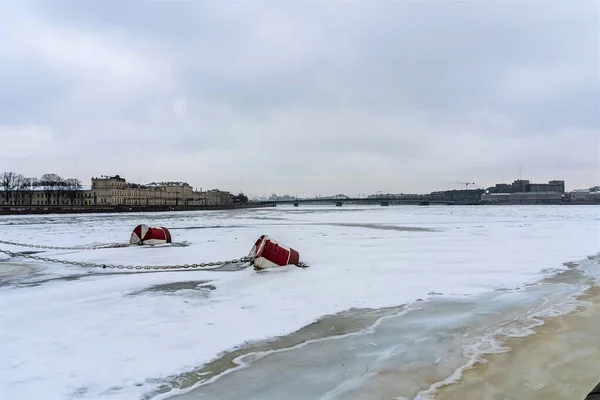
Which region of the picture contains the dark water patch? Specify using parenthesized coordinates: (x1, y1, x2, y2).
(101, 386, 124, 396)
(0, 250, 44, 258)
(144, 222, 436, 234)
(540, 267, 590, 285)
(170, 241, 192, 247)
(3, 267, 239, 289)
(495, 287, 519, 293)
(326, 222, 437, 232)
(0, 263, 43, 287)
(285, 208, 366, 214)
(170, 225, 247, 231)
(7, 271, 135, 288)
(17, 275, 85, 288)
(248, 217, 288, 221)
(70, 387, 89, 398)
(142, 305, 407, 400)
(129, 280, 215, 296)
(564, 261, 579, 269)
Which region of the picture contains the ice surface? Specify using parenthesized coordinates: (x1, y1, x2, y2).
(168, 279, 591, 400)
(0, 205, 599, 399)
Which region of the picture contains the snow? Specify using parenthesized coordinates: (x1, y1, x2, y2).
(0, 205, 599, 400)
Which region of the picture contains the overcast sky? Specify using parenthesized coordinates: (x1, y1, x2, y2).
(0, 1, 598, 197)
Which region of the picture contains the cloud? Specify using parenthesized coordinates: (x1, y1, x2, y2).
(0, 1, 598, 196)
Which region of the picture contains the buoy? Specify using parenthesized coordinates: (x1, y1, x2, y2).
(130, 224, 172, 246)
(248, 235, 300, 269)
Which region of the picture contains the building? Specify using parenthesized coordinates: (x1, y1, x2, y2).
(486, 183, 512, 194)
(481, 179, 567, 204)
(428, 189, 485, 203)
(86, 175, 232, 206)
(548, 180, 566, 193)
(1, 186, 88, 206)
(1, 175, 233, 207)
(481, 192, 563, 204)
(567, 188, 600, 204)
(486, 179, 565, 194)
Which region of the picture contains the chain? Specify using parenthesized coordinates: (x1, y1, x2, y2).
(0, 239, 130, 251)
(0, 248, 252, 271)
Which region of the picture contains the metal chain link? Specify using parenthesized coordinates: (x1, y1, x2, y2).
(0, 239, 129, 251)
(0, 248, 252, 271)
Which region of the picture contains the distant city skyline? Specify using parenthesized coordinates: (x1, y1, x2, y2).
(0, 167, 595, 200)
(1, 2, 598, 196)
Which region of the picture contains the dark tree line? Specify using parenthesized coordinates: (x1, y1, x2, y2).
(0, 172, 82, 205)
(234, 192, 249, 204)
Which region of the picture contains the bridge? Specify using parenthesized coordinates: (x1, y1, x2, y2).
(250, 196, 458, 206)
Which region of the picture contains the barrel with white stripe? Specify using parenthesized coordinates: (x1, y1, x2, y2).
(248, 235, 300, 269)
(130, 224, 172, 246)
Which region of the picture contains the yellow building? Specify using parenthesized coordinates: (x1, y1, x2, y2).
(0, 175, 233, 207)
(1, 188, 86, 206)
(85, 175, 232, 206)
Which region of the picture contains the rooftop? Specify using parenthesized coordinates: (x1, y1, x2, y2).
(146, 182, 191, 187)
(93, 175, 126, 181)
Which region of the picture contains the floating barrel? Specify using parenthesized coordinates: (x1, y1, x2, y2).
(130, 224, 172, 246)
(248, 235, 300, 270)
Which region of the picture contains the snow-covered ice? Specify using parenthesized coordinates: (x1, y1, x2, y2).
(0, 205, 599, 399)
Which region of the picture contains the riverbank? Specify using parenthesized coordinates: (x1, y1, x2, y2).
(0, 202, 275, 215)
(435, 285, 600, 400)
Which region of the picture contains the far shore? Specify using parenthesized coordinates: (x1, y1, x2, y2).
(2, 201, 599, 215)
(0, 202, 276, 216)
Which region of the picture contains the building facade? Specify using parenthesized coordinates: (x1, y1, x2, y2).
(482, 179, 566, 204)
(428, 189, 485, 203)
(1, 188, 86, 206)
(567, 188, 600, 203)
(486, 180, 565, 194)
(86, 175, 232, 206)
(0, 175, 233, 207)
(481, 192, 563, 204)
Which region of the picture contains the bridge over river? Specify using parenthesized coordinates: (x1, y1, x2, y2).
(251, 197, 458, 206)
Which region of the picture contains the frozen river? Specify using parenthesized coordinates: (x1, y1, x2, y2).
(0, 205, 599, 399)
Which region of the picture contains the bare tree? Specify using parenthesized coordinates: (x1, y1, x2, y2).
(40, 174, 63, 205)
(64, 178, 82, 205)
(1, 172, 21, 205)
(13, 174, 24, 204)
(19, 178, 39, 205)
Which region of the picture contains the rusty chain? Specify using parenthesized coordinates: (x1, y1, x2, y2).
(0, 239, 129, 251)
(0, 248, 252, 271)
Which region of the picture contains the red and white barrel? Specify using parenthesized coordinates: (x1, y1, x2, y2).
(130, 224, 172, 246)
(248, 235, 300, 270)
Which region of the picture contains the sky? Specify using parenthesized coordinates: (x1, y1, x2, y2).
(0, 1, 598, 197)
